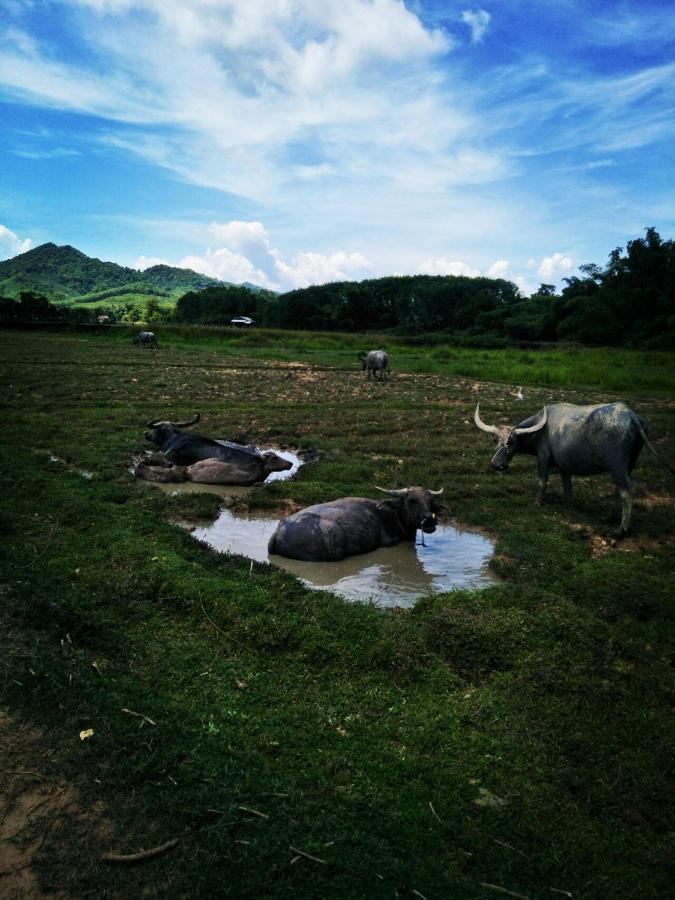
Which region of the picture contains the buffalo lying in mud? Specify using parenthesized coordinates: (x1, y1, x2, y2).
(473, 400, 669, 533)
(268, 486, 444, 562)
(359, 350, 389, 380)
(143, 414, 293, 485)
(133, 331, 158, 349)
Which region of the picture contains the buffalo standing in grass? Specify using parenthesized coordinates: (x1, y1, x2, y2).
(473, 401, 666, 533)
(133, 331, 159, 349)
(359, 350, 389, 380)
(268, 486, 443, 562)
(144, 414, 292, 485)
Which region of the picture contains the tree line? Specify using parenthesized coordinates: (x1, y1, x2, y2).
(2, 229, 673, 348)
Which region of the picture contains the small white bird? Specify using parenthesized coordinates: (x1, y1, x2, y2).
(515, 386, 524, 401)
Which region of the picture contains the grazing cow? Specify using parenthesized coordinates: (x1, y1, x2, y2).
(474, 401, 658, 533)
(96, 315, 110, 325)
(359, 350, 389, 380)
(144, 414, 293, 484)
(268, 486, 443, 561)
(133, 331, 158, 349)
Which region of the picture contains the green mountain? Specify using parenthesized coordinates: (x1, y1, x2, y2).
(0, 242, 225, 301)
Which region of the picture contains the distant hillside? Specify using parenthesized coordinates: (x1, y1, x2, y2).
(0, 242, 226, 301)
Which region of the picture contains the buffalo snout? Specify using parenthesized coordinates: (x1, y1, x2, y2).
(420, 513, 437, 534)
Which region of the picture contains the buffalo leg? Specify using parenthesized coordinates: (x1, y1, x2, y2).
(535, 456, 549, 506)
(611, 471, 633, 533)
(618, 489, 632, 533)
(561, 473, 573, 502)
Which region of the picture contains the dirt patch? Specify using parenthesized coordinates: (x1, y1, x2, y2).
(638, 491, 673, 508)
(568, 523, 672, 558)
(0, 709, 113, 899)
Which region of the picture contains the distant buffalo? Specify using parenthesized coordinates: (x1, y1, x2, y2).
(474, 401, 665, 533)
(268, 486, 443, 562)
(133, 331, 158, 349)
(359, 350, 389, 380)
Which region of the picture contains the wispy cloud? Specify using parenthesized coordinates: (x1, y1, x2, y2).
(461, 9, 491, 44)
(12, 147, 80, 159)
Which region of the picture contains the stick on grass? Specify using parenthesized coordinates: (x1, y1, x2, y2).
(102, 838, 179, 864)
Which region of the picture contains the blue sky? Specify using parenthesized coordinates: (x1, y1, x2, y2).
(0, 0, 673, 293)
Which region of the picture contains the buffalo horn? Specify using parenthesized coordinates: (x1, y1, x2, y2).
(173, 413, 201, 428)
(375, 486, 407, 497)
(146, 413, 200, 429)
(513, 406, 547, 435)
(474, 403, 500, 435)
(429, 488, 444, 496)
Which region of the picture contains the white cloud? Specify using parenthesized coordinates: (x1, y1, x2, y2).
(274, 250, 372, 289)
(150, 219, 372, 291)
(461, 9, 491, 44)
(485, 259, 510, 279)
(179, 248, 273, 288)
(537, 252, 574, 279)
(418, 257, 480, 277)
(0, 224, 33, 259)
(134, 255, 169, 270)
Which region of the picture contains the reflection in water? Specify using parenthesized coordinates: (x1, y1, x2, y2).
(189, 508, 498, 608)
(147, 449, 302, 498)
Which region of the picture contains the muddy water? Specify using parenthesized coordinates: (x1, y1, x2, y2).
(189, 508, 498, 607)
(148, 449, 302, 498)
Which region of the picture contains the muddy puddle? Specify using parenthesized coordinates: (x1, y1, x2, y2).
(144, 449, 302, 498)
(188, 508, 498, 607)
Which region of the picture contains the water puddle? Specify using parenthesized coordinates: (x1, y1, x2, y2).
(141, 448, 303, 497)
(188, 508, 498, 607)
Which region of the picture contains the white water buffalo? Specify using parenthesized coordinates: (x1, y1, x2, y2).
(474, 401, 656, 533)
(359, 350, 389, 380)
(133, 331, 158, 349)
(268, 486, 443, 562)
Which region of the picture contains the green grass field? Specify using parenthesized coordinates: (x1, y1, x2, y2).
(1, 328, 673, 898)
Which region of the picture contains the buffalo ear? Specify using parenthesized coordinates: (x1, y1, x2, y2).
(376, 498, 403, 512)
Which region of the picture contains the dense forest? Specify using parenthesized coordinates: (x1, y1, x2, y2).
(1, 229, 673, 347)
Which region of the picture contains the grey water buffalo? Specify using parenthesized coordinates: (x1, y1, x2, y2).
(133, 331, 158, 349)
(186, 455, 292, 485)
(268, 486, 443, 562)
(359, 350, 389, 380)
(144, 414, 293, 484)
(474, 401, 655, 533)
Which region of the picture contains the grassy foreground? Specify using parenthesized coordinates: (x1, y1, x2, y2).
(0, 329, 673, 899)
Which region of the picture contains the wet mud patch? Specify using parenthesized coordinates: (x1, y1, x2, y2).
(186, 508, 499, 607)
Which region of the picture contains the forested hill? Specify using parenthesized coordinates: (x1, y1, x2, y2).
(0, 242, 224, 300)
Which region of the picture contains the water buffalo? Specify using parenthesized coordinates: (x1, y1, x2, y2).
(268, 486, 443, 562)
(186, 455, 292, 485)
(359, 350, 389, 380)
(144, 414, 293, 484)
(133, 331, 158, 349)
(474, 401, 654, 533)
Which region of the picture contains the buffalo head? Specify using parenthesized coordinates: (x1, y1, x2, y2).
(262, 451, 294, 476)
(474, 403, 547, 470)
(375, 485, 444, 535)
(145, 413, 200, 448)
